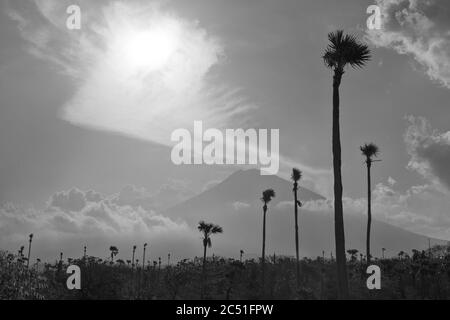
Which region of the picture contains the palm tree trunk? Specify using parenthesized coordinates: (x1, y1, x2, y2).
(27, 241, 32, 269)
(143, 248, 146, 269)
(332, 70, 349, 299)
(366, 161, 372, 264)
(294, 184, 300, 286)
(262, 204, 267, 294)
(202, 241, 207, 298)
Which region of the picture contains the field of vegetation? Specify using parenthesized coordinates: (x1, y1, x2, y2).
(2, 246, 450, 300)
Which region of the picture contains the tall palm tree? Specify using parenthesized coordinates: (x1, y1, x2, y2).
(261, 188, 275, 294)
(27, 234, 33, 269)
(142, 243, 147, 269)
(360, 143, 379, 264)
(109, 246, 119, 263)
(198, 221, 223, 298)
(291, 168, 302, 286)
(132, 245, 137, 269)
(240, 249, 244, 263)
(323, 30, 371, 299)
(19, 246, 25, 258)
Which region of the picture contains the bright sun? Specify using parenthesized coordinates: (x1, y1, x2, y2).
(122, 22, 180, 71)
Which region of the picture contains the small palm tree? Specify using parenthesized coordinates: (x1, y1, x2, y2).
(261, 188, 275, 294)
(19, 246, 25, 258)
(323, 30, 371, 299)
(240, 249, 244, 263)
(347, 249, 358, 262)
(109, 246, 119, 263)
(27, 234, 33, 269)
(198, 221, 223, 298)
(142, 243, 148, 269)
(360, 143, 379, 264)
(291, 168, 302, 286)
(132, 245, 137, 269)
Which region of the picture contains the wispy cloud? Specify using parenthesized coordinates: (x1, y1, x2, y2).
(6, 0, 255, 145)
(365, 0, 450, 88)
(6, 0, 331, 191)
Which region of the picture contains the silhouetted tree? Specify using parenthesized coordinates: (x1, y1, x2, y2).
(142, 243, 147, 269)
(261, 189, 275, 294)
(198, 221, 223, 298)
(109, 246, 119, 263)
(27, 234, 33, 269)
(360, 143, 379, 264)
(291, 168, 302, 286)
(19, 246, 25, 258)
(240, 250, 244, 263)
(347, 249, 358, 262)
(132, 245, 137, 269)
(323, 30, 371, 299)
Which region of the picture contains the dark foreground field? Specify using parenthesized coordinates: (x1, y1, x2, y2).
(1, 248, 450, 300)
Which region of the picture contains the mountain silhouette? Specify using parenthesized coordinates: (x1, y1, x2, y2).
(164, 169, 445, 259)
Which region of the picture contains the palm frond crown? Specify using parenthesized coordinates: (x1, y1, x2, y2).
(291, 168, 302, 182)
(261, 189, 276, 204)
(198, 221, 223, 236)
(360, 143, 379, 159)
(323, 30, 371, 71)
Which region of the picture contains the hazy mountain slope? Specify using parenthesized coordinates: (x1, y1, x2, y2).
(164, 169, 445, 259)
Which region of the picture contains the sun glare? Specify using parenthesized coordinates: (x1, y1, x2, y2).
(122, 22, 180, 71)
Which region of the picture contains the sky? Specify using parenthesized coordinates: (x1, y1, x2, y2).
(1, 0, 450, 261)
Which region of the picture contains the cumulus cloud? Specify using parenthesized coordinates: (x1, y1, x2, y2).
(111, 179, 195, 211)
(404, 115, 450, 189)
(274, 201, 293, 210)
(0, 187, 197, 262)
(232, 201, 250, 211)
(366, 0, 450, 88)
(49, 188, 103, 212)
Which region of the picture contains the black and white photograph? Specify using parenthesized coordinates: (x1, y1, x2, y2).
(1, 0, 450, 306)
